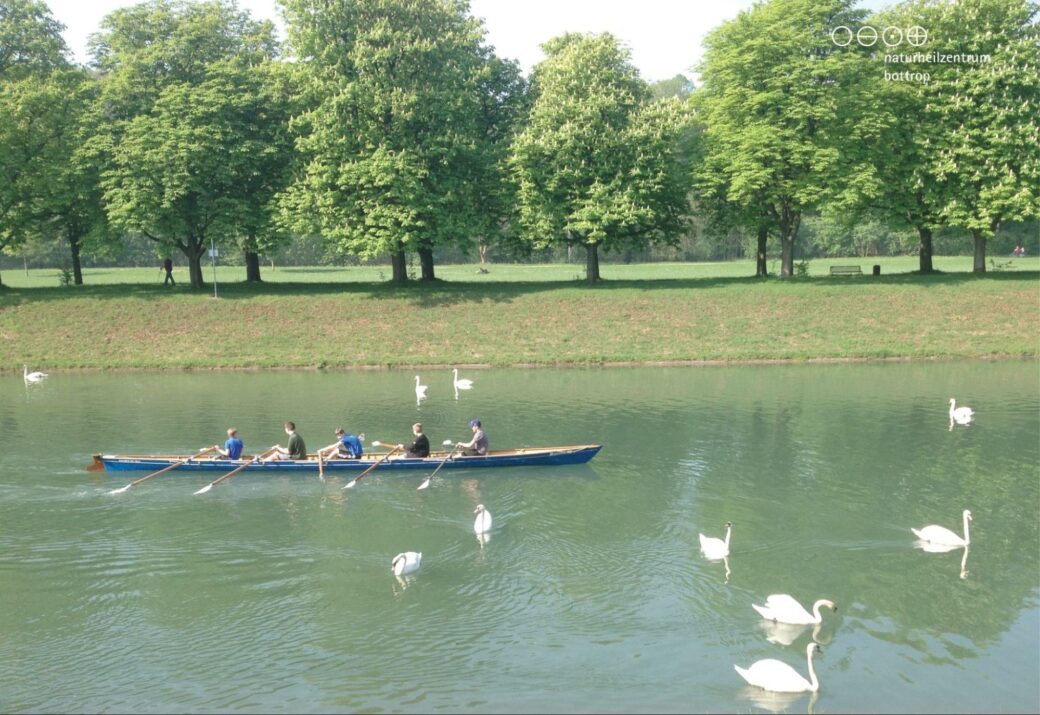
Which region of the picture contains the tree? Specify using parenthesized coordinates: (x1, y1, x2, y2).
(90, 0, 281, 289)
(696, 0, 885, 278)
(0, 0, 71, 286)
(0, 0, 68, 79)
(279, 0, 516, 282)
(930, 0, 1040, 272)
(510, 33, 693, 284)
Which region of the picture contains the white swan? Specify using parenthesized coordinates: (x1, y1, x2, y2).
(699, 521, 732, 559)
(752, 595, 837, 626)
(414, 375, 428, 401)
(735, 642, 822, 693)
(452, 368, 474, 390)
(948, 398, 974, 425)
(473, 504, 492, 534)
(391, 551, 422, 576)
(912, 509, 971, 547)
(23, 365, 48, 383)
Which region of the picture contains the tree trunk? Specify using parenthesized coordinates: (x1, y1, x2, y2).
(245, 250, 262, 282)
(182, 238, 206, 289)
(68, 230, 84, 285)
(391, 248, 408, 283)
(418, 244, 435, 281)
(584, 241, 600, 284)
(917, 226, 934, 274)
(778, 211, 800, 279)
(972, 230, 987, 273)
(755, 224, 768, 277)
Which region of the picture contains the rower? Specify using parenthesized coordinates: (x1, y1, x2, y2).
(318, 427, 364, 460)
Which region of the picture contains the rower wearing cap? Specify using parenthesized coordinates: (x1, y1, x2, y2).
(456, 419, 488, 456)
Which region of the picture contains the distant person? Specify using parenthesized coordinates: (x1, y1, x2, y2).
(397, 423, 430, 458)
(267, 421, 307, 461)
(218, 428, 243, 459)
(1013, 245, 1025, 257)
(317, 427, 363, 459)
(162, 257, 175, 285)
(456, 418, 488, 456)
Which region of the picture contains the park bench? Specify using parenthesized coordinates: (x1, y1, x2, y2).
(829, 265, 862, 276)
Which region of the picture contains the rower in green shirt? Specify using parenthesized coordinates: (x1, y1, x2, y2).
(266, 421, 308, 461)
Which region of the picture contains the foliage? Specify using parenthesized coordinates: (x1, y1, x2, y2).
(510, 32, 693, 283)
(695, 0, 887, 278)
(927, 0, 1040, 271)
(278, 0, 520, 281)
(90, 0, 281, 288)
(0, 0, 68, 79)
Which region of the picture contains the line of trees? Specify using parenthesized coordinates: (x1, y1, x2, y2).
(1, 0, 1037, 288)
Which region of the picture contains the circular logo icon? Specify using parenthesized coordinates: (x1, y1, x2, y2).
(906, 26, 929, 46)
(831, 26, 854, 47)
(857, 26, 879, 47)
(882, 26, 903, 47)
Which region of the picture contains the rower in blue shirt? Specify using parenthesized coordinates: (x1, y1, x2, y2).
(318, 427, 364, 459)
(218, 428, 244, 459)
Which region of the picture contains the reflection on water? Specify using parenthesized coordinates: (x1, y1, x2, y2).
(0, 361, 1037, 713)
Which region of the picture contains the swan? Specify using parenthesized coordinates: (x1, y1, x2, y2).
(23, 365, 48, 383)
(912, 509, 971, 547)
(473, 504, 492, 534)
(752, 595, 837, 626)
(699, 521, 732, 559)
(452, 368, 474, 390)
(948, 398, 974, 425)
(391, 551, 422, 576)
(735, 642, 822, 693)
(414, 375, 428, 401)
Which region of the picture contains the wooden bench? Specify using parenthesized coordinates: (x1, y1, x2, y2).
(829, 265, 862, 276)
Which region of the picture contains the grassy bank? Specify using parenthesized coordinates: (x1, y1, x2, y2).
(2, 260, 1037, 370)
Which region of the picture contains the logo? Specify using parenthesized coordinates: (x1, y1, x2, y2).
(832, 25, 928, 47)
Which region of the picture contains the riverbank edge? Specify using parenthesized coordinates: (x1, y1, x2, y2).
(5, 353, 1036, 374)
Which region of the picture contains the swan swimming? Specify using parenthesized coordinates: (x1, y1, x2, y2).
(699, 521, 732, 559)
(23, 365, 48, 383)
(735, 642, 822, 693)
(452, 368, 474, 390)
(912, 509, 972, 547)
(752, 595, 837, 626)
(414, 375, 428, 401)
(391, 551, 422, 576)
(948, 398, 974, 425)
(473, 504, 492, 534)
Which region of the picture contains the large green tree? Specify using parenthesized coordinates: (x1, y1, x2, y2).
(0, 0, 71, 286)
(696, 0, 886, 278)
(929, 0, 1040, 272)
(510, 33, 692, 283)
(90, 0, 282, 288)
(279, 0, 518, 282)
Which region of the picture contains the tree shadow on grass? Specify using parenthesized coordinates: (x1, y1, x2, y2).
(1, 270, 1036, 309)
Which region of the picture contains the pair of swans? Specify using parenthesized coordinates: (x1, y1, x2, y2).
(23, 365, 48, 384)
(739, 596, 836, 692)
(391, 504, 492, 576)
(413, 369, 473, 402)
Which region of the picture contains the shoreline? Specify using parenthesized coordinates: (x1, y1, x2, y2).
(6, 353, 1035, 375)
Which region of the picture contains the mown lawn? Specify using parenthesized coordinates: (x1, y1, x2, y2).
(1, 259, 1037, 370)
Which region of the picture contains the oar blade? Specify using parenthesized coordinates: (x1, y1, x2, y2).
(417, 477, 430, 491)
(108, 484, 131, 495)
(193, 483, 213, 496)
(341, 478, 358, 490)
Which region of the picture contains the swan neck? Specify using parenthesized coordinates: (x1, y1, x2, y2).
(724, 525, 731, 548)
(811, 601, 823, 623)
(806, 646, 820, 692)
(962, 513, 971, 544)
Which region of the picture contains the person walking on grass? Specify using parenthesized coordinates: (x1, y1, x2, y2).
(162, 257, 175, 286)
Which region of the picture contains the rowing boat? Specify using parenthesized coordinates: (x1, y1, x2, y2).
(89, 444, 602, 473)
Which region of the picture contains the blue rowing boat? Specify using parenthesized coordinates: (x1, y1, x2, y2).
(90, 444, 602, 473)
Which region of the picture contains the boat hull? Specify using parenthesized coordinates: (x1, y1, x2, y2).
(91, 445, 602, 473)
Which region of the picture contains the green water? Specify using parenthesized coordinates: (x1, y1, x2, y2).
(1, 362, 1038, 713)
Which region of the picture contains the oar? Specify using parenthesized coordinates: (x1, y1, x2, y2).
(417, 440, 458, 491)
(318, 451, 325, 481)
(193, 447, 278, 496)
(108, 445, 219, 495)
(341, 443, 401, 490)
